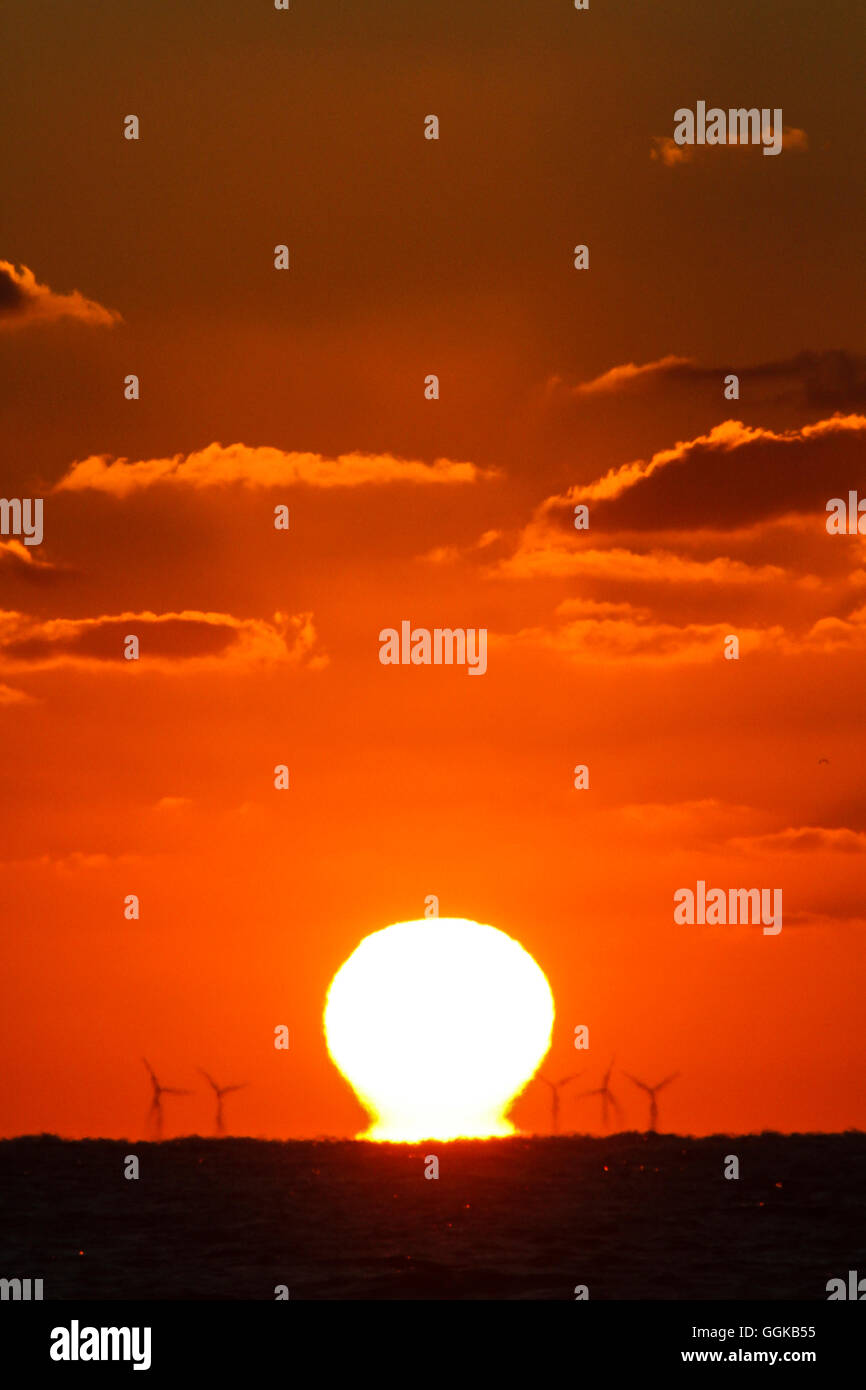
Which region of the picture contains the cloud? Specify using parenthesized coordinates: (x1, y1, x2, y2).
(783, 127, 810, 152)
(611, 798, 761, 849)
(0, 540, 55, 575)
(541, 419, 781, 510)
(498, 589, 866, 666)
(55, 443, 490, 496)
(0, 609, 326, 673)
(600, 801, 866, 859)
(728, 827, 866, 855)
(803, 604, 866, 653)
(421, 529, 503, 565)
(497, 598, 784, 666)
(559, 413, 866, 530)
(0, 261, 121, 330)
(650, 126, 808, 166)
(570, 355, 694, 395)
(650, 137, 694, 167)
(487, 410, 866, 665)
(561, 350, 866, 410)
(497, 542, 789, 587)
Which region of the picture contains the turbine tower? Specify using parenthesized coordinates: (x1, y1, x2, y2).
(579, 1060, 623, 1131)
(537, 1072, 582, 1134)
(624, 1071, 680, 1132)
(142, 1058, 191, 1139)
(198, 1069, 248, 1136)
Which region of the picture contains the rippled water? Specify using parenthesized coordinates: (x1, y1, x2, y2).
(1, 1132, 863, 1299)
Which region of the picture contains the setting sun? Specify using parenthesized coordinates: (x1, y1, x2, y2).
(324, 918, 554, 1141)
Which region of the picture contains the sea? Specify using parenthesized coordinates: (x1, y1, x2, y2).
(1, 1132, 864, 1300)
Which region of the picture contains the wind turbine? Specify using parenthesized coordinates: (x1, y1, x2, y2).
(579, 1060, 623, 1131)
(142, 1058, 191, 1139)
(198, 1069, 248, 1135)
(623, 1071, 680, 1132)
(536, 1072, 582, 1134)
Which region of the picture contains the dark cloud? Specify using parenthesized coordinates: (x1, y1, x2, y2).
(568, 416, 866, 533)
(729, 351, 866, 412)
(0, 610, 324, 671)
(566, 351, 866, 414)
(0, 261, 120, 329)
(0, 266, 27, 314)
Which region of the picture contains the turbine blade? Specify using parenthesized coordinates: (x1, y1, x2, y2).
(656, 1072, 680, 1090)
(198, 1069, 219, 1091)
(624, 1073, 651, 1093)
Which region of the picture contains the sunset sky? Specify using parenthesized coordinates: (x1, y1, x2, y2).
(1, 0, 865, 1140)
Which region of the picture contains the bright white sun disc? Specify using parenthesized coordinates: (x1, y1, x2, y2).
(324, 917, 554, 1140)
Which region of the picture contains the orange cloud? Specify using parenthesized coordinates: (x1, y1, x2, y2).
(421, 528, 503, 565)
(0, 540, 54, 570)
(55, 443, 490, 496)
(497, 598, 784, 666)
(650, 137, 694, 166)
(650, 126, 808, 165)
(497, 590, 866, 666)
(608, 798, 766, 851)
(0, 261, 121, 330)
(598, 801, 866, 859)
(0, 609, 325, 672)
(497, 543, 790, 586)
(729, 827, 866, 855)
(783, 127, 810, 151)
(569, 355, 694, 395)
(805, 604, 866, 653)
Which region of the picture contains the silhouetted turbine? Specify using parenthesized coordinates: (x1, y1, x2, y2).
(578, 1060, 623, 1131)
(537, 1072, 583, 1134)
(198, 1069, 248, 1135)
(623, 1071, 680, 1133)
(142, 1058, 191, 1139)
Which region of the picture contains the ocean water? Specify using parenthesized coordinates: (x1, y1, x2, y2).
(1, 1132, 864, 1300)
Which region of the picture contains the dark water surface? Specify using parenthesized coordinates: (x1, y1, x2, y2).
(1, 1133, 863, 1299)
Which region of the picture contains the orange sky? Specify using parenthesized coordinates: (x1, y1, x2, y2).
(1, 0, 865, 1140)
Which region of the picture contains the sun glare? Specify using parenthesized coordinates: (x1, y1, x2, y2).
(324, 917, 554, 1141)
